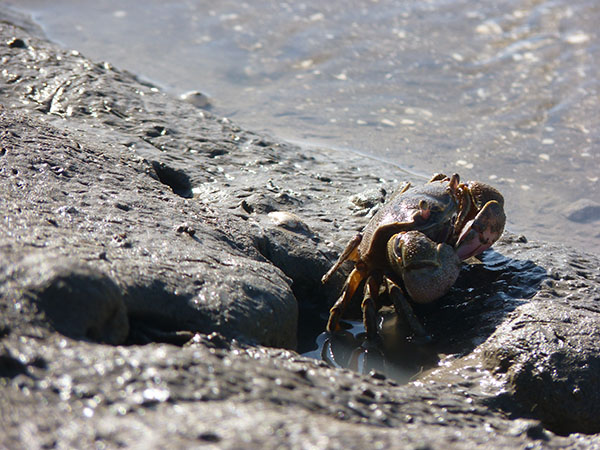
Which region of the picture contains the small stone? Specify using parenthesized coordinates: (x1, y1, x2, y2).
(115, 202, 131, 212)
(565, 199, 600, 224)
(349, 188, 386, 210)
(7, 37, 27, 49)
(198, 432, 221, 443)
(268, 211, 309, 233)
(180, 91, 212, 109)
(175, 223, 196, 236)
(565, 32, 590, 45)
(369, 370, 387, 380)
(475, 21, 503, 35)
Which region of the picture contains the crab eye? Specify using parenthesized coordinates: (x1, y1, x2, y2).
(393, 235, 404, 255)
(392, 234, 413, 260)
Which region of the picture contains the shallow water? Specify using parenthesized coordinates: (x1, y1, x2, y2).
(5, 0, 599, 254)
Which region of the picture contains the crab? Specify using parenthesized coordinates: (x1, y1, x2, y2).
(322, 173, 505, 341)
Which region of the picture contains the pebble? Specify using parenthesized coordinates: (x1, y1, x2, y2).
(180, 91, 211, 109)
(565, 199, 600, 224)
(268, 211, 309, 232)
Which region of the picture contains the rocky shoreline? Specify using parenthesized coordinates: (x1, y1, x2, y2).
(2, 9, 600, 448)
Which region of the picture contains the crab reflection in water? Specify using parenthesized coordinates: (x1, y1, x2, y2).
(312, 308, 442, 383)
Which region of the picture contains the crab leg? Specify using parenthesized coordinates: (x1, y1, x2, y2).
(386, 181, 412, 202)
(361, 275, 381, 341)
(326, 267, 365, 333)
(385, 277, 430, 341)
(321, 233, 362, 284)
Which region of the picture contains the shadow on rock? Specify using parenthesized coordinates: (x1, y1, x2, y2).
(124, 280, 207, 346)
(251, 213, 340, 353)
(423, 247, 547, 355)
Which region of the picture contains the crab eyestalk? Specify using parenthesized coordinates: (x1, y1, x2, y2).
(455, 182, 506, 260)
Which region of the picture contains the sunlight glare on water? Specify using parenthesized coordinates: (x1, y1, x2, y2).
(7, 0, 600, 253)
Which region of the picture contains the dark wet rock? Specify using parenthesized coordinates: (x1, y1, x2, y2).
(483, 300, 600, 434)
(0, 97, 297, 350)
(2, 9, 600, 448)
(480, 242, 600, 435)
(4, 252, 129, 345)
(565, 198, 600, 224)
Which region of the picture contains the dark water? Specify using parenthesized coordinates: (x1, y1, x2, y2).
(5, 0, 600, 254)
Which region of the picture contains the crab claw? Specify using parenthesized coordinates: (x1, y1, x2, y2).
(455, 199, 505, 260)
(387, 231, 461, 304)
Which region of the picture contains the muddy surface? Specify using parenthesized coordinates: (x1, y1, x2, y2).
(2, 10, 600, 448)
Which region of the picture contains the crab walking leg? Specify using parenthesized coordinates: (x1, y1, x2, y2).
(385, 277, 430, 340)
(361, 276, 381, 341)
(326, 267, 365, 333)
(321, 233, 362, 284)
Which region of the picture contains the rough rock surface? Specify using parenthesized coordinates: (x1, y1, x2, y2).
(2, 8, 600, 448)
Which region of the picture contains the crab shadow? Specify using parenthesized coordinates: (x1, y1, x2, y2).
(301, 248, 547, 383)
